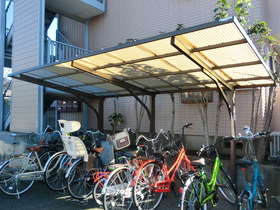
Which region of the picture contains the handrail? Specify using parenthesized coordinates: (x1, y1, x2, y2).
(45, 37, 93, 64)
(5, 0, 14, 36)
(56, 30, 72, 45)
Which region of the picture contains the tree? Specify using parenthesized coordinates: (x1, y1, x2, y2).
(108, 98, 124, 134)
(135, 95, 147, 136)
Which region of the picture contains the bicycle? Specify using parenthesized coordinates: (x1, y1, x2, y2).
(0, 141, 56, 198)
(129, 123, 195, 210)
(28, 125, 63, 156)
(180, 136, 237, 209)
(236, 126, 270, 210)
(96, 131, 155, 209)
(92, 129, 150, 206)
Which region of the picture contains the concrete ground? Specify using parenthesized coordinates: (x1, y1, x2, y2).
(0, 131, 279, 209)
(0, 157, 279, 210)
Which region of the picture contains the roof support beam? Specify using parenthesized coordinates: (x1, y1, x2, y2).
(72, 61, 152, 95)
(15, 74, 97, 99)
(191, 39, 247, 52)
(171, 36, 234, 91)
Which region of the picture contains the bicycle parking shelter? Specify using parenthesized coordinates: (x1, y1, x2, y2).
(10, 16, 275, 181)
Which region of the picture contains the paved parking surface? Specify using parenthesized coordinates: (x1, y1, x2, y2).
(0, 159, 279, 210)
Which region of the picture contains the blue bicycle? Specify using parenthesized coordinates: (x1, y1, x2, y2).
(235, 126, 270, 210)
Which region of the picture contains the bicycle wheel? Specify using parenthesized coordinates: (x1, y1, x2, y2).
(0, 157, 36, 196)
(44, 152, 70, 191)
(216, 166, 237, 204)
(133, 162, 165, 210)
(256, 176, 268, 208)
(180, 175, 207, 210)
(237, 190, 250, 210)
(93, 177, 106, 206)
(66, 159, 94, 200)
(39, 150, 56, 169)
(103, 167, 133, 210)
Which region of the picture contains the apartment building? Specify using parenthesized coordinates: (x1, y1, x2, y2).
(1, 0, 280, 152)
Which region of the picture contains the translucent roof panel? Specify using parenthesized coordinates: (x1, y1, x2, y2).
(10, 16, 275, 99)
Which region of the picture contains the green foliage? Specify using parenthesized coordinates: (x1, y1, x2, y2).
(108, 112, 124, 133)
(235, 0, 253, 27)
(213, 0, 231, 20)
(248, 21, 279, 59)
(118, 38, 138, 45)
(176, 24, 185, 30)
(213, 0, 279, 60)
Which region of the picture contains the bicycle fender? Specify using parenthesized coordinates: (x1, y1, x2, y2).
(65, 159, 83, 179)
(43, 151, 67, 172)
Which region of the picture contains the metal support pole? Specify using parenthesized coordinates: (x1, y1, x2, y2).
(150, 95, 156, 137)
(0, 0, 5, 130)
(228, 90, 237, 183)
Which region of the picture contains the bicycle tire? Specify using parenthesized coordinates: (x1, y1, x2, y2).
(237, 190, 250, 210)
(180, 175, 207, 210)
(44, 151, 70, 191)
(39, 150, 56, 169)
(0, 157, 36, 196)
(133, 162, 165, 210)
(93, 177, 106, 206)
(66, 159, 94, 200)
(216, 166, 237, 204)
(256, 176, 268, 208)
(103, 167, 133, 210)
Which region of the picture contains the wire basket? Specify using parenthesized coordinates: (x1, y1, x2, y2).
(0, 141, 26, 156)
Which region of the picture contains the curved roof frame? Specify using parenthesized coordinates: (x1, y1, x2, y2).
(10, 16, 275, 100)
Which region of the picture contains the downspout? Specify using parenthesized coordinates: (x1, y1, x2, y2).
(0, 0, 5, 130)
(37, 0, 45, 133)
(82, 19, 90, 131)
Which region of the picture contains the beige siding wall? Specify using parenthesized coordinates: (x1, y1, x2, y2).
(88, 0, 266, 51)
(80, 89, 265, 139)
(265, 0, 280, 36)
(10, 0, 40, 133)
(59, 15, 85, 48)
(271, 87, 280, 131)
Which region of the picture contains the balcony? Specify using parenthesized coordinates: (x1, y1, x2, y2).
(46, 0, 105, 21)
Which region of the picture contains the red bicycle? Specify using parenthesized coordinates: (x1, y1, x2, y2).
(132, 123, 196, 210)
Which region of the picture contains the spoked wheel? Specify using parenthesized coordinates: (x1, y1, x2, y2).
(237, 190, 250, 210)
(39, 150, 56, 168)
(0, 157, 37, 196)
(44, 152, 70, 191)
(180, 175, 207, 210)
(66, 160, 94, 200)
(133, 162, 165, 210)
(103, 167, 133, 210)
(93, 177, 106, 206)
(256, 176, 268, 209)
(216, 166, 237, 204)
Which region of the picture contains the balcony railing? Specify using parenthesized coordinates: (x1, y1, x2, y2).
(45, 38, 92, 64)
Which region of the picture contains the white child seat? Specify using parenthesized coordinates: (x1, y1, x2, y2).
(58, 120, 88, 162)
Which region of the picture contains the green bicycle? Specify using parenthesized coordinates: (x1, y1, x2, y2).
(180, 137, 237, 209)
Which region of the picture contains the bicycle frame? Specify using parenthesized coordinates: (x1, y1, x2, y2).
(240, 159, 262, 209)
(152, 146, 195, 193)
(200, 155, 223, 205)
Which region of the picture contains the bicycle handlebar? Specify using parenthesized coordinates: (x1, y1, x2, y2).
(136, 129, 168, 144)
